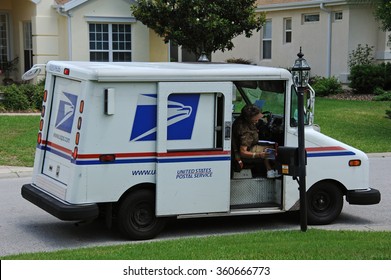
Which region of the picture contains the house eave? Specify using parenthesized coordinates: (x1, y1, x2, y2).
(55, 0, 89, 12)
(256, 0, 349, 12)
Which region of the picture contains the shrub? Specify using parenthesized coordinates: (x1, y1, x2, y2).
(348, 44, 375, 68)
(0, 82, 44, 112)
(373, 88, 391, 101)
(226, 58, 253, 64)
(349, 64, 385, 94)
(310, 76, 343, 97)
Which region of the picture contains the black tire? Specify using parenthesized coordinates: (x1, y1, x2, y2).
(118, 189, 166, 240)
(307, 181, 343, 225)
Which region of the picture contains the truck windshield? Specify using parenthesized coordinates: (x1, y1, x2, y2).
(233, 80, 286, 144)
(233, 80, 285, 115)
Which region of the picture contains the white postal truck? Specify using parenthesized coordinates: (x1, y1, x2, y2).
(22, 61, 380, 240)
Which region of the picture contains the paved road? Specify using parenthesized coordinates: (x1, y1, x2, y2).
(0, 155, 389, 257)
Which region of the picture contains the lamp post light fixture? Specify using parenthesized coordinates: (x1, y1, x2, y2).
(291, 47, 311, 232)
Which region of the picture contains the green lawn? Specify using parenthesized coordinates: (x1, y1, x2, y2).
(2, 229, 391, 260)
(0, 115, 39, 167)
(314, 99, 391, 153)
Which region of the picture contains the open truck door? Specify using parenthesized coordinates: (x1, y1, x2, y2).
(155, 82, 233, 216)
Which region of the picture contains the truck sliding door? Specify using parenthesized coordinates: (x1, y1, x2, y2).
(156, 82, 233, 216)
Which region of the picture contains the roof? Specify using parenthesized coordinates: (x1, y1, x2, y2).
(45, 61, 292, 82)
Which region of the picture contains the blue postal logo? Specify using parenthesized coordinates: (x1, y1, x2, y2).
(55, 92, 78, 134)
(130, 94, 200, 141)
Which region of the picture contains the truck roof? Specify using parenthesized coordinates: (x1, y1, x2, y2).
(45, 61, 292, 82)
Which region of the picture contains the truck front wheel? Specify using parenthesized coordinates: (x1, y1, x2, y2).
(118, 189, 166, 240)
(307, 181, 343, 225)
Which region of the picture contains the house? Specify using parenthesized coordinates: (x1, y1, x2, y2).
(0, 0, 167, 83)
(213, 0, 391, 82)
(1, 0, 389, 84)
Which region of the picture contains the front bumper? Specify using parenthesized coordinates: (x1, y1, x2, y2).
(21, 184, 99, 221)
(346, 188, 381, 205)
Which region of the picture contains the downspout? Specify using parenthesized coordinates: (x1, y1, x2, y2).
(55, 6, 72, 60)
(320, 3, 332, 78)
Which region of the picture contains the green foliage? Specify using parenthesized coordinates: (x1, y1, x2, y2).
(373, 88, 391, 101)
(310, 76, 343, 97)
(0, 83, 44, 112)
(226, 58, 253, 64)
(131, 0, 265, 57)
(348, 44, 375, 68)
(349, 64, 387, 94)
(373, 0, 391, 40)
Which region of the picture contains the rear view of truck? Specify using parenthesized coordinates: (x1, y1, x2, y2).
(22, 65, 99, 221)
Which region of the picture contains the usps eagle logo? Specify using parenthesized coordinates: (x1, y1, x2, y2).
(130, 94, 200, 141)
(55, 92, 78, 133)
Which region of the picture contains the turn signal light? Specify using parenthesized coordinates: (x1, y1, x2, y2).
(349, 159, 361, 167)
(72, 147, 78, 159)
(99, 154, 116, 162)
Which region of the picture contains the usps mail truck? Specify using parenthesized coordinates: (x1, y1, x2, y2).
(21, 61, 380, 240)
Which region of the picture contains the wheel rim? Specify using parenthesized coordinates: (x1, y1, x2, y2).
(131, 202, 155, 230)
(311, 191, 332, 214)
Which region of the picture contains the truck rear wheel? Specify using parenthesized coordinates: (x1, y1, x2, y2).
(118, 189, 166, 240)
(307, 181, 343, 225)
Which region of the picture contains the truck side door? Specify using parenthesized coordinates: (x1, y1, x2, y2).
(156, 82, 233, 216)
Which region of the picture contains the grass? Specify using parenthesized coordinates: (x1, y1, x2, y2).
(0, 115, 40, 167)
(2, 229, 391, 260)
(314, 99, 391, 153)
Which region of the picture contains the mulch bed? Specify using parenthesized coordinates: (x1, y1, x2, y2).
(324, 90, 374, 101)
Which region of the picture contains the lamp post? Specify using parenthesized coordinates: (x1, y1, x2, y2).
(291, 47, 311, 232)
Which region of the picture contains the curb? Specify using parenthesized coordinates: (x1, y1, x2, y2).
(0, 166, 33, 179)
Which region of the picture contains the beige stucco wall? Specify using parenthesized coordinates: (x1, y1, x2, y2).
(213, 4, 388, 81)
(60, 0, 150, 62)
(149, 30, 168, 62)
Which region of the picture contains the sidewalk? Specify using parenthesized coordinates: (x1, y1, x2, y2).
(0, 153, 390, 179)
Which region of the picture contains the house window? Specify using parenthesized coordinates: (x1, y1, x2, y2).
(89, 23, 132, 62)
(262, 20, 272, 59)
(0, 13, 9, 70)
(23, 21, 33, 72)
(303, 14, 320, 23)
(284, 18, 292, 44)
(334, 11, 343, 21)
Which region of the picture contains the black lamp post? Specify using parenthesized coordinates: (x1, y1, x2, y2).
(291, 47, 311, 232)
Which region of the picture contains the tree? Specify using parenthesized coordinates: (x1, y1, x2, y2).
(373, 0, 391, 36)
(131, 0, 265, 59)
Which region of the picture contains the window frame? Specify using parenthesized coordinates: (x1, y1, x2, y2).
(283, 18, 292, 44)
(0, 13, 10, 69)
(86, 17, 136, 62)
(302, 13, 320, 24)
(23, 21, 33, 72)
(334, 11, 343, 21)
(262, 19, 272, 60)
